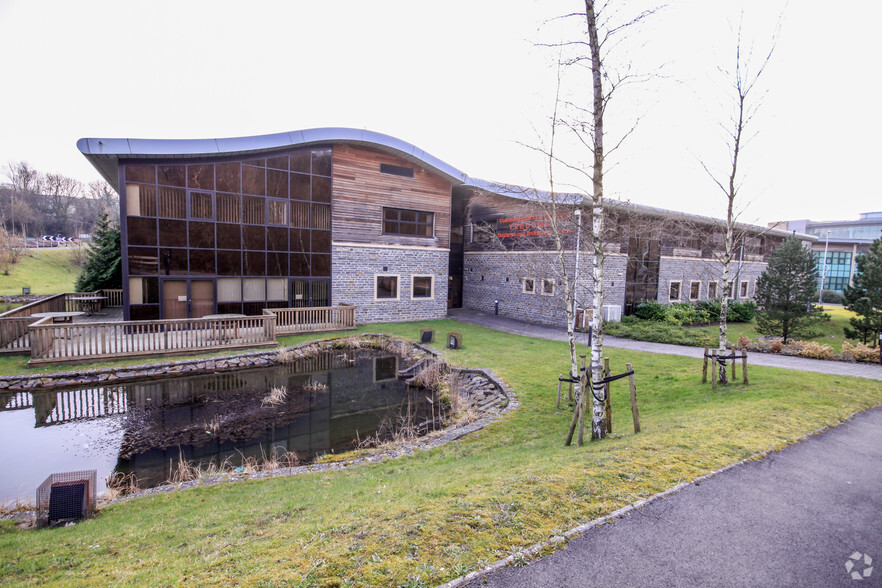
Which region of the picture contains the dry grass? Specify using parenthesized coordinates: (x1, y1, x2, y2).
(303, 380, 328, 393)
(409, 360, 446, 391)
(443, 372, 481, 426)
(103, 472, 141, 500)
(274, 348, 296, 364)
(261, 385, 288, 406)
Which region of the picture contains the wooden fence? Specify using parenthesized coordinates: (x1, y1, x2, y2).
(0, 290, 123, 353)
(266, 304, 356, 335)
(2, 297, 355, 364)
(28, 314, 278, 365)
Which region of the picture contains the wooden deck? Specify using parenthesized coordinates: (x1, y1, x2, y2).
(0, 295, 355, 365)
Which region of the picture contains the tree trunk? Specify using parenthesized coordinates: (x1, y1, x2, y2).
(586, 0, 606, 439)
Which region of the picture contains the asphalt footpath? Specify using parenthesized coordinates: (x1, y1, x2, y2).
(442, 309, 882, 586)
(464, 404, 882, 587)
(446, 308, 882, 381)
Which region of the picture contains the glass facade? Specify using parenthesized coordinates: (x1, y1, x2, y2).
(123, 148, 332, 319)
(813, 250, 852, 294)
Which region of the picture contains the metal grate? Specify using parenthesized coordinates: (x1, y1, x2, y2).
(36, 470, 97, 527)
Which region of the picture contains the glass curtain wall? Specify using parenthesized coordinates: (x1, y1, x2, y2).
(814, 250, 852, 294)
(123, 148, 332, 319)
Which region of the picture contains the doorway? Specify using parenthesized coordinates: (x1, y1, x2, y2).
(291, 279, 330, 308)
(162, 279, 215, 319)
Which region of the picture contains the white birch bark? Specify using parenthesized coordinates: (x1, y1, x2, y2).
(586, 0, 606, 440)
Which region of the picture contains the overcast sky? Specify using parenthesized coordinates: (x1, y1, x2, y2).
(1, 0, 878, 226)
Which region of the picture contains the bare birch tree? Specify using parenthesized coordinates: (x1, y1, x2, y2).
(700, 16, 777, 384)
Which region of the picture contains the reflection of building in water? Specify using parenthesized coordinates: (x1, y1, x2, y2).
(1, 351, 440, 491)
(114, 352, 436, 488)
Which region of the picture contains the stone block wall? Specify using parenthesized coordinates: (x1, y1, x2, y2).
(657, 257, 767, 303)
(332, 245, 448, 323)
(462, 251, 627, 328)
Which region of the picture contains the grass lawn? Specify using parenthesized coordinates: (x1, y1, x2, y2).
(2, 319, 881, 586)
(689, 305, 857, 350)
(0, 248, 81, 296)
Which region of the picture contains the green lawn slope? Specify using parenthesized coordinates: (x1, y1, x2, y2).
(0, 248, 81, 296)
(2, 320, 881, 586)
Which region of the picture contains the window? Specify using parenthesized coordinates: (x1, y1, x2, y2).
(523, 277, 535, 294)
(375, 275, 399, 300)
(690, 281, 700, 300)
(190, 191, 213, 219)
(708, 281, 718, 299)
(411, 275, 434, 299)
(383, 207, 433, 237)
(669, 281, 681, 300)
(541, 279, 555, 296)
(268, 199, 288, 225)
(380, 163, 414, 178)
(740, 281, 749, 298)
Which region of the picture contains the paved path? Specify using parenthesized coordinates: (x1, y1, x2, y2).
(445, 309, 882, 586)
(447, 308, 882, 380)
(465, 404, 882, 587)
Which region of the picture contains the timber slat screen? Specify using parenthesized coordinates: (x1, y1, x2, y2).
(28, 315, 278, 365)
(266, 305, 356, 335)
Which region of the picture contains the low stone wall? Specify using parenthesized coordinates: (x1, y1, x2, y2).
(0, 334, 518, 517)
(0, 334, 434, 392)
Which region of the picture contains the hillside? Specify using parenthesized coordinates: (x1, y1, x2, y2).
(0, 247, 82, 296)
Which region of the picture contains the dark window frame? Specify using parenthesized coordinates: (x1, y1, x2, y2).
(382, 207, 434, 238)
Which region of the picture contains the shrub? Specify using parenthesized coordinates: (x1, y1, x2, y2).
(770, 339, 783, 353)
(695, 299, 722, 321)
(798, 341, 834, 360)
(634, 299, 668, 321)
(742, 338, 773, 353)
(633, 300, 711, 326)
(817, 289, 845, 305)
(605, 317, 716, 347)
(728, 300, 757, 322)
(780, 341, 803, 356)
(737, 335, 751, 349)
(841, 341, 880, 362)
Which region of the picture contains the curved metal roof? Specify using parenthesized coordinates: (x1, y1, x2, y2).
(77, 127, 468, 189)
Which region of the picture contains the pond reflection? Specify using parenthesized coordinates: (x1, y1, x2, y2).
(0, 350, 443, 502)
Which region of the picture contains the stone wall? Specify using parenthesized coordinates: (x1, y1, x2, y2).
(462, 250, 627, 328)
(332, 244, 449, 323)
(657, 257, 767, 303)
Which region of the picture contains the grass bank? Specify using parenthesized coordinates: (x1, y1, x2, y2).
(2, 319, 881, 586)
(0, 248, 81, 296)
(608, 305, 858, 351)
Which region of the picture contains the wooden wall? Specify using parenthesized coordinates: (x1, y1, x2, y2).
(332, 145, 452, 249)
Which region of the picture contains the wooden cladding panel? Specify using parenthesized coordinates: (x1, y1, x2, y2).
(332, 145, 452, 248)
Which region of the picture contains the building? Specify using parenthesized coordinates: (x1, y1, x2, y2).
(79, 127, 812, 328)
(770, 212, 882, 295)
(78, 129, 462, 323)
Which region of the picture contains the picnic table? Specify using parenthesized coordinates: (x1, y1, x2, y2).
(30, 311, 85, 324)
(68, 296, 107, 316)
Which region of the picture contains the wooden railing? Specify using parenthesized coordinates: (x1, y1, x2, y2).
(100, 289, 124, 307)
(0, 294, 67, 319)
(0, 294, 66, 353)
(28, 314, 277, 365)
(0, 317, 37, 353)
(265, 304, 356, 335)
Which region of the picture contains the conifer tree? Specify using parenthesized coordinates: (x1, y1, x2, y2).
(74, 211, 121, 292)
(755, 235, 826, 343)
(843, 238, 882, 345)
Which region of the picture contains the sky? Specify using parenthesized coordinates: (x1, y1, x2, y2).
(0, 0, 879, 227)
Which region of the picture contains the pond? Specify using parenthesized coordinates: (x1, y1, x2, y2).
(0, 349, 444, 503)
